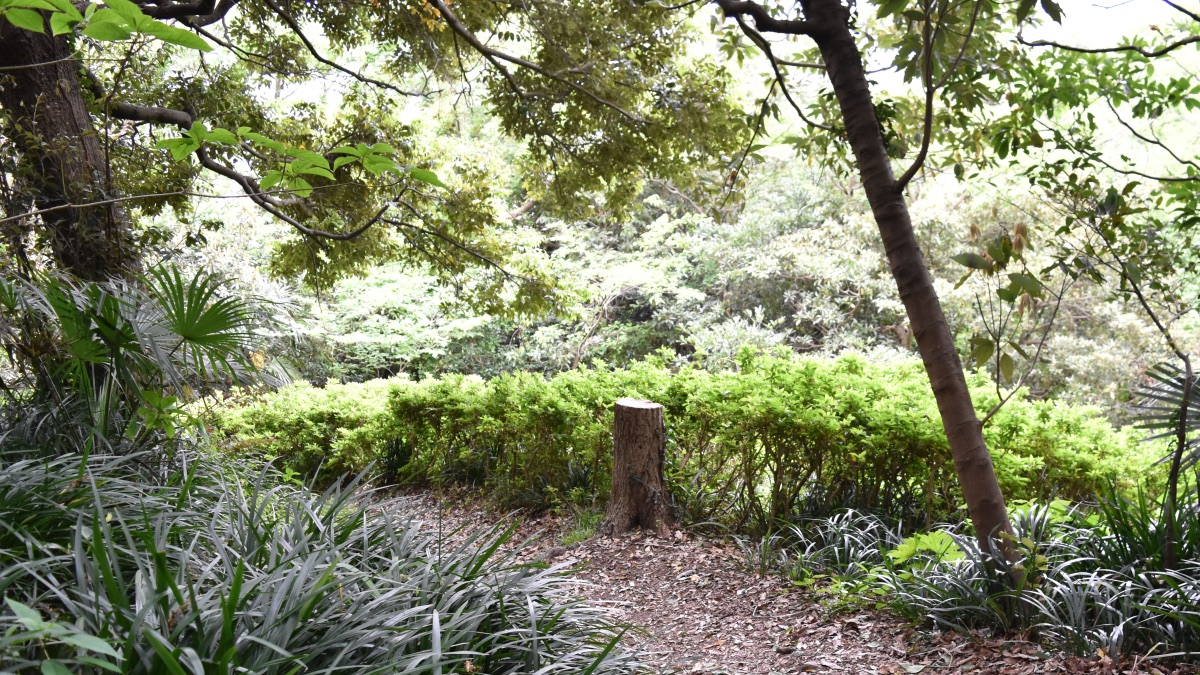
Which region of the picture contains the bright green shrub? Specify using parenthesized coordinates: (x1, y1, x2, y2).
(209, 353, 1157, 533)
(208, 379, 401, 478)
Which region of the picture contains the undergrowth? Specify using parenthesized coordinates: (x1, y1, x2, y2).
(0, 448, 638, 674)
(206, 351, 1156, 534)
(735, 484, 1200, 660)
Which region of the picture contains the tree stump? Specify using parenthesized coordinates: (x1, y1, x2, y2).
(605, 398, 675, 537)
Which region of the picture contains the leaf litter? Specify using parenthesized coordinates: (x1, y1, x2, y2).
(391, 489, 1198, 675)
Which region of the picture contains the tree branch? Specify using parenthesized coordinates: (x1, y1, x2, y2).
(896, 0, 982, 191)
(732, 16, 833, 130)
(712, 0, 818, 36)
(258, 0, 427, 97)
(96, 89, 411, 240)
(1106, 98, 1200, 172)
(426, 0, 645, 122)
(137, 0, 239, 26)
(1019, 33, 1200, 58)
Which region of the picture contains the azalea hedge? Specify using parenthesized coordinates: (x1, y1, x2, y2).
(207, 353, 1157, 532)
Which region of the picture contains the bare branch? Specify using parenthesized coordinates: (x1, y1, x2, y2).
(1164, 0, 1200, 24)
(1106, 98, 1200, 173)
(1019, 33, 1200, 58)
(725, 80, 776, 202)
(732, 16, 833, 130)
(897, 0, 983, 191)
(258, 0, 426, 97)
(0, 54, 81, 71)
(386, 200, 526, 281)
(426, 0, 645, 122)
(777, 57, 825, 69)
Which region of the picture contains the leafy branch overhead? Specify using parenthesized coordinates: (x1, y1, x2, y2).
(1, 0, 210, 49)
(0, 0, 747, 300)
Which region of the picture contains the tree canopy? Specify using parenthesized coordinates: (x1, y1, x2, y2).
(2, 0, 1199, 557)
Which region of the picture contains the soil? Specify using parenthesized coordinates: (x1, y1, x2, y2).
(390, 489, 1196, 675)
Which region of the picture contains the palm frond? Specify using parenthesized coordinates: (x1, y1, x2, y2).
(1133, 362, 1200, 471)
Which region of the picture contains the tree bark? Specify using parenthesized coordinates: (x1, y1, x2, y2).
(0, 21, 135, 280)
(605, 398, 675, 536)
(798, 0, 1015, 556)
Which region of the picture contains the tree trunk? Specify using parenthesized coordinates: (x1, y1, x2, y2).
(605, 398, 675, 536)
(0, 20, 135, 280)
(800, 0, 1015, 556)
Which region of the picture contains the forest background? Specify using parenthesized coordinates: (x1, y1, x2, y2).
(3, 0, 1200, 670)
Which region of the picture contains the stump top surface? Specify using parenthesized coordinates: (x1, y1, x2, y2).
(614, 398, 663, 410)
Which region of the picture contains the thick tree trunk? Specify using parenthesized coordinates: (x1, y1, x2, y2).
(605, 398, 675, 536)
(0, 21, 134, 280)
(800, 0, 1014, 555)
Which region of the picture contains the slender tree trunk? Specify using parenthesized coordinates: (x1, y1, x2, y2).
(800, 0, 1015, 555)
(605, 398, 676, 536)
(1163, 358, 1192, 569)
(0, 21, 135, 280)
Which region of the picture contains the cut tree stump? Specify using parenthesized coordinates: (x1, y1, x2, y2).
(605, 398, 676, 537)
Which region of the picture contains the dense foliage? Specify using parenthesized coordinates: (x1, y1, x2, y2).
(208, 352, 1156, 534)
(744, 487, 1200, 659)
(0, 450, 635, 674)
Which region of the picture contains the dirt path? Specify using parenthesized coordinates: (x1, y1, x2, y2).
(392, 490, 1190, 675)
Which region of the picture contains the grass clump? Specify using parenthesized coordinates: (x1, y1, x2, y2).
(0, 448, 638, 674)
(762, 485, 1200, 660)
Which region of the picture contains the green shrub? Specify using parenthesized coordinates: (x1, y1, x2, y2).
(0, 449, 638, 674)
(207, 379, 401, 478)
(210, 352, 1156, 533)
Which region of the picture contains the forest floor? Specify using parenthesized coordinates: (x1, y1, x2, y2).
(392, 489, 1194, 675)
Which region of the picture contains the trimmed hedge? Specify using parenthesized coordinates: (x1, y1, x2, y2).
(208, 353, 1158, 532)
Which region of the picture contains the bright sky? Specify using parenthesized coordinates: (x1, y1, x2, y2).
(1029, 0, 1197, 45)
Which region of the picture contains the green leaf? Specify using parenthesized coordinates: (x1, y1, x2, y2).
(41, 0, 82, 18)
(259, 170, 284, 191)
(285, 176, 313, 197)
(49, 10, 75, 34)
(75, 656, 122, 673)
(996, 285, 1019, 303)
(409, 167, 447, 189)
(101, 0, 143, 22)
(9, 0, 59, 10)
(285, 148, 330, 168)
(970, 336, 994, 366)
(1015, 0, 1037, 22)
(361, 156, 397, 176)
(155, 137, 200, 161)
(1007, 273, 1042, 297)
(204, 127, 238, 145)
(296, 166, 335, 180)
(5, 8, 46, 33)
(951, 252, 992, 271)
(140, 19, 212, 51)
(6, 598, 46, 628)
(41, 661, 73, 675)
(243, 132, 285, 152)
(1000, 353, 1015, 382)
(186, 121, 208, 142)
(83, 18, 132, 41)
(876, 0, 908, 18)
(332, 156, 358, 170)
(1040, 0, 1063, 22)
(60, 632, 120, 657)
(1123, 260, 1142, 286)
